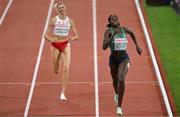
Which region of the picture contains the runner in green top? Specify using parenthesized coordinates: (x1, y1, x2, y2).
(109, 27, 128, 52)
(102, 14, 142, 116)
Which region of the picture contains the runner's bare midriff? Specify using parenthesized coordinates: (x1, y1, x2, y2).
(53, 35, 69, 42)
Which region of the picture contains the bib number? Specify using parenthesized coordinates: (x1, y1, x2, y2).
(55, 28, 68, 34)
(114, 38, 128, 50)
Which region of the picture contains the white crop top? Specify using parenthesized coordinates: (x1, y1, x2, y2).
(53, 16, 71, 36)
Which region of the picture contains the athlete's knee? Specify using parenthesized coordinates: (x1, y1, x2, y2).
(118, 72, 126, 81)
(118, 80, 125, 86)
(63, 65, 70, 73)
(118, 74, 125, 83)
(113, 79, 117, 86)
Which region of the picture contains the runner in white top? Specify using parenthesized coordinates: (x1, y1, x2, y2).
(54, 16, 71, 36)
(44, 1, 79, 101)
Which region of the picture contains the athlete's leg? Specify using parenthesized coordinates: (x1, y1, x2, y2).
(51, 46, 61, 74)
(109, 65, 118, 94)
(60, 45, 71, 96)
(117, 59, 129, 107)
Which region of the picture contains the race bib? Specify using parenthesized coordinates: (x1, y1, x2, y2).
(114, 38, 128, 50)
(55, 28, 68, 34)
(54, 27, 69, 36)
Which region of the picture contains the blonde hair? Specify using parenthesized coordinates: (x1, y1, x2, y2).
(54, 1, 64, 8)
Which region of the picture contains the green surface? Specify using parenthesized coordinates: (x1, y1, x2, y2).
(143, 2, 180, 115)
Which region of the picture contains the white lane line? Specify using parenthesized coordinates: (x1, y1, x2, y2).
(134, 0, 173, 116)
(92, 0, 99, 117)
(23, 0, 54, 117)
(0, 81, 159, 85)
(0, 0, 13, 26)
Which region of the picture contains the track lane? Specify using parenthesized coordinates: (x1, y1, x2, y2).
(0, 0, 8, 18)
(28, 0, 96, 116)
(0, 0, 51, 116)
(97, 0, 167, 116)
(0, 0, 170, 116)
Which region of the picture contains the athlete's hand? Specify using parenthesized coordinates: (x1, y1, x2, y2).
(44, 34, 57, 42)
(45, 37, 54, 42)
(68, 37, 78, 42)
(114, 28, 119, 34)
(109, 32, 116, 40)
(68, 37, 73, 42)
(110, 28, 119, 39)
(136, 46, 142, 55)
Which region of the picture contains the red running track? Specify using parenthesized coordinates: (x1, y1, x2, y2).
(0, 0, 170, 116)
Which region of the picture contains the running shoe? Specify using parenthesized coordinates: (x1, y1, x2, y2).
(116, 107, 123, 115)
(60, 93, 67, 101)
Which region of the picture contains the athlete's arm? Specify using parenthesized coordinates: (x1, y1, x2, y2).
(68, 19, 79, 41)
(103, 29, 110, 50)
(102, 29, 115, 50)
(124, 27, 142, 55)
(44, 17, 56, 42)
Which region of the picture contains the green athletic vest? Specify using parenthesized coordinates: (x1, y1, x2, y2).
(109, 27, 128, 52)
